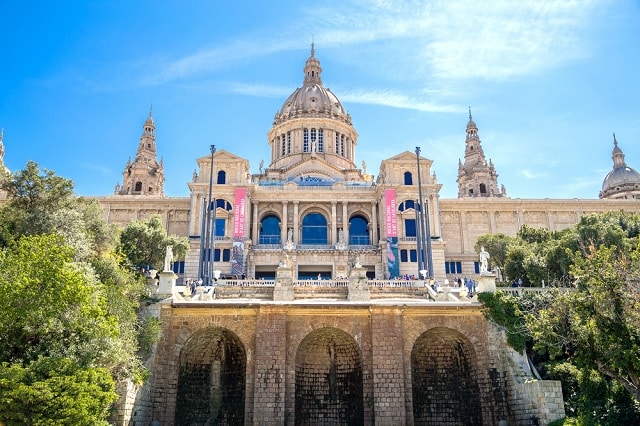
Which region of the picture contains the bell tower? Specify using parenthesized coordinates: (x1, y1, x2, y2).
(116, 107, 165, 196)
(456, 108, 505, 198)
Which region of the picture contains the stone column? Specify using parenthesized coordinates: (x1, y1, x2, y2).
(331, 201, 337, 244)
(252, 200, 259, 245)
(293, 201, 299, 243)
(342, 201, 349, 243)
(281, 201, 288, 243)
(370, 201, 378, 245)
(188, 190, 197, 236)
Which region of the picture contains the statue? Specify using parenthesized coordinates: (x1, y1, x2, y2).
(259, 159, 264, 174)
(279, 250, 291, 268)
(287, 227, 293, 242)
(164, 246, 173, 272)
(361, 160, 367, 174)
(479, 246, 490, 273)
(338, 229, 345, 243)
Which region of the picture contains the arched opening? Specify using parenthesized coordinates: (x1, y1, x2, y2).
(134, 181, 142, 192)
(301, 212, 327, 244)
(175, 327, 246, 425)
(411, 327, 482, 425)
(479, 183, 487, 194)
(404, 171, 413, 185)
(349, 215, 369, 245)
(259, 214, 281, 244)
(295, 327, 364, 425)
(217, 170, 226, 184)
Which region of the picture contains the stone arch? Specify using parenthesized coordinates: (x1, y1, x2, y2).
(348, 214, 369, 245)
(175, 327, 246, 425)
(301, 211, 328, 244)
(295, 327, 364, 425)
(411, 327, 482, 425)
(259, 213, 281, 244)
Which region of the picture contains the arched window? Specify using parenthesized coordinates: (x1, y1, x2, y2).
(318, 129, 324, 152)
(259, 215, 281, 245)
(404, 172, 413, 185)
(398, 200, 417, 212)
(134, 181, 143, 192)
(301, 212, 327, 244)
(217, 170, 226, 184)
(479, 183, 487, 194)
(349, 215, 369, 245)
(303, 128, 309, 152)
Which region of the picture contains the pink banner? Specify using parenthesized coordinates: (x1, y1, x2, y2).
(385, 188, 398, 237)
(233, 188, 247, 237)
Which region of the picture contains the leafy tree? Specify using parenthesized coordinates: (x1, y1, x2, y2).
(474, 233, 514, 273)
(0, 356, 117, 425)
(0, 161, 114, 261)
(117, 214, 188, 271)
(0, 234, 118, 366)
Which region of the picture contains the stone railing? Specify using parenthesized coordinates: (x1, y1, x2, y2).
(496, 287, 573, 297)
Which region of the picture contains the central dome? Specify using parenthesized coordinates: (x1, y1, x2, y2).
(274, 44, 351, 126)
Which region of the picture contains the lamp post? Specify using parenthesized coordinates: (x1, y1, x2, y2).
(415, 147, 434, 278)
(202, 145, 216, 285)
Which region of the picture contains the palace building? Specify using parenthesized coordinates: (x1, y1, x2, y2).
(90, 44, 640, 285)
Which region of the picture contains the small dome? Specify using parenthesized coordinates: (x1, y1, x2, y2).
(273, 44, 351, 126)
(600, 134, 640, 198)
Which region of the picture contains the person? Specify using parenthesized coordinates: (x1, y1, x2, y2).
(164, 245, 173, 271)
(479, 246, 490, 273)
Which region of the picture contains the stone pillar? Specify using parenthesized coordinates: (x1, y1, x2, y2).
(253, 307, 288, 424)
(371, 201, 378, 245)
(157, 270, 177, 297)
(370, 307, 406, 422)
(347, 264, 369, 301)
(477, 272, 497, 293)
(252, 200, 259, 245)
(273, 265, 294, 301)
(342, 202, 349, 243)
(331, 201, 337, 245)
(293, 201, 299, 243)
(281, 201, 288, 243)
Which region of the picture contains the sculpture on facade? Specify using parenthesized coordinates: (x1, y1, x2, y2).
(164, 245, 173, 272)
(479, 246, 490, 273)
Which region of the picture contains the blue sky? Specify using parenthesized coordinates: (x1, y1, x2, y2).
(1, 0, 639, 199)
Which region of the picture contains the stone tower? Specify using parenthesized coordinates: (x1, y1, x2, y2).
(116, 108, 165, 196)
(599, 133, 640, 199)
(457, 109, 505, 198)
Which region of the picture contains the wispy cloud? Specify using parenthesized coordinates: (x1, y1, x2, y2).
(136, 0, 601, 114)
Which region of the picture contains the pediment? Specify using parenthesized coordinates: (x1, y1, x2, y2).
(196, 149, 247, 164)
(384, 150, 432, 164)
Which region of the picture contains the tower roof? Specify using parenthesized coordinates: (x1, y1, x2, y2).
(274, 44, 350, 126)
(600, 133, 640, 198)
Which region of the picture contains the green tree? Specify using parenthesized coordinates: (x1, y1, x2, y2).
(0, 356, 117, 425)
(0, 161, 114, 261)
(117, 214, 188, 271)
(0, 234, 117, 366)
(475, 233, 514, 274)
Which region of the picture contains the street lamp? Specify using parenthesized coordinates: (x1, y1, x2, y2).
(200, 145, 216, 285)
(415, 147, 433, 278)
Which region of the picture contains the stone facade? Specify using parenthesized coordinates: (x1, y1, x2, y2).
(136, 299, 562, 425)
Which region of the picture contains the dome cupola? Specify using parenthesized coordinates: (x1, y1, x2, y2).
(600, 133, 640, 199)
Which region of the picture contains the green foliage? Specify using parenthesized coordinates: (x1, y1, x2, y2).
(478, 292, 529, 352)
(138, 315, 162, 358)
(0, 356, 117, 425)
(474, 233, 514, 272)
(480, 211, 640, 420)
(0, 162, 116, 262)
(0, 234, 118, 366)
(117, 214, 188, 271)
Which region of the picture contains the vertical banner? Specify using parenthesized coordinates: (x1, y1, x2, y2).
(384, 189, 400, 279)
(232, 188, 247, 276)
